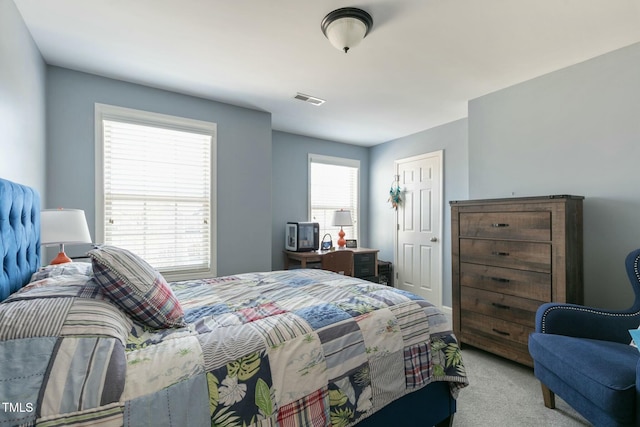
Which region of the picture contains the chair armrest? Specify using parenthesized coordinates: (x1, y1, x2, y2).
(536, 302, 640, 344)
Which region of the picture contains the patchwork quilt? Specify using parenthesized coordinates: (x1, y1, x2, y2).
(0, 267, 467, 427)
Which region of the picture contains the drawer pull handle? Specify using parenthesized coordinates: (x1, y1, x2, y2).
(491, 251, 510, 256)
(492, 223, 509, 228)
(491, 277, 510, 283)
(491, 303, 511, 310)
(492, 328, 510, 336)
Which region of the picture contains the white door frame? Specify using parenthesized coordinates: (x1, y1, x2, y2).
(393, 150, 444, 308)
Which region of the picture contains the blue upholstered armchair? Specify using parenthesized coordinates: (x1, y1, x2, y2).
(529, 248, 640, 426)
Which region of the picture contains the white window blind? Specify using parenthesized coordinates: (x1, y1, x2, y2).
(309, 154, 359, 242)
(97, 105, 215, 276)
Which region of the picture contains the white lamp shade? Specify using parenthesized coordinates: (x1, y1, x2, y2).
(332, 209, 353, 227)
(41, 209, 92, 246)
(325, 17, 368, 52)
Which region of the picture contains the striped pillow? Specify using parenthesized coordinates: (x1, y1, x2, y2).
(88, 245, 185, 329)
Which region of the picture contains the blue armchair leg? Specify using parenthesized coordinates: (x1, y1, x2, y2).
(541, 384, 555, 409)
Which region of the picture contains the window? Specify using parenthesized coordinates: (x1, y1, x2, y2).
(95, 104, 216, 279)
(308, 154, 359, 242)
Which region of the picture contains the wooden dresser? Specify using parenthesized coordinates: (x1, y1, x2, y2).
(450, 195, 583, 366)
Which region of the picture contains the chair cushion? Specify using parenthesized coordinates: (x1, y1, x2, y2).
(529, 332, 638, 422)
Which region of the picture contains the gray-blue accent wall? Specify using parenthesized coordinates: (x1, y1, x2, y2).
(0, 0, 46, 197)
(468, 42, 640, 309)
(5, 1, 640, 309)
(271, 131, 370, 270)
(369, 119, 469, 309)
(45, 67, 273, 275)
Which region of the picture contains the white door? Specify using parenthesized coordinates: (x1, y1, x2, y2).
(395, 151, 443, 307)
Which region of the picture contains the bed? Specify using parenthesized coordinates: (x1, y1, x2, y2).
(0, 177, 467, 427)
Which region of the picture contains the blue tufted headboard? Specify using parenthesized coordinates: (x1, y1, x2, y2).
(0, 178, 41, 301)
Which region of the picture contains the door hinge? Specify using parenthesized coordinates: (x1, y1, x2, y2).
(397, 224, 400, 230)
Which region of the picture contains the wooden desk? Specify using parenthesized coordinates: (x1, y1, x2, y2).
(283, 248, 379, 279)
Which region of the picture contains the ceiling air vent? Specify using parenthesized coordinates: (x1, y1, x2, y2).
(294, 92, 325, 106)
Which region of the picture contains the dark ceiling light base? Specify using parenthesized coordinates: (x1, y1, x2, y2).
(321, 7, 373, 53)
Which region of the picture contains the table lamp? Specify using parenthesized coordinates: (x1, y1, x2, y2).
(332, 209, 353, 249)
(41, 209, 92, 264)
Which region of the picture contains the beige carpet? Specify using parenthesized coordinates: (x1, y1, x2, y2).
(452, 347, 591, 427)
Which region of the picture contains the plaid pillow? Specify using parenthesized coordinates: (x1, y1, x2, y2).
(88, 245, 185, 329)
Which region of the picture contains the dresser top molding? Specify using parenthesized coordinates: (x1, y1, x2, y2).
(450, 195, 584, 206)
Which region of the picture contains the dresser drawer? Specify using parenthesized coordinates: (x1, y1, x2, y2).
(460, 239, 551, 273)
(458, 332, 533, 367)
(459, 211, 551, 241)
(461, 311, 531, 347)
(460, 262, 551, 300)
(354, 252, 376, 277)
(461, 286, 541, 328)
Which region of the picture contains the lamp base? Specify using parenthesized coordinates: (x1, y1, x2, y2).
(50, 252, 72, 265)
(337, 227, 346, 248)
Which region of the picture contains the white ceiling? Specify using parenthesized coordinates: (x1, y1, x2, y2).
(13, 0, 640, 146)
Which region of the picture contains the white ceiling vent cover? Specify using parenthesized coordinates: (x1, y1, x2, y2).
(294, 93, 325, 106)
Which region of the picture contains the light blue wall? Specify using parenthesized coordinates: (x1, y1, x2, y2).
(271, 131, 370, 270)
(46, 67, 273, 275)
(0, 0, 46, 196)
(469, 42, 640, 309)
(369, 119, 469, 308)
(6, 1, 638, 310)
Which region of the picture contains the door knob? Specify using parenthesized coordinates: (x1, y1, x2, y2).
(430, 237, 438, 242)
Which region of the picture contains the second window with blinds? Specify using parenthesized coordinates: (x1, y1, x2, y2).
(308, 154, 360, 243)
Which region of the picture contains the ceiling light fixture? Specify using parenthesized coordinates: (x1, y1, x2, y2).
(321, 7, 373, 53)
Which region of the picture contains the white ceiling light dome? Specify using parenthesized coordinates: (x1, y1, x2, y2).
(321, 7, 373, 53)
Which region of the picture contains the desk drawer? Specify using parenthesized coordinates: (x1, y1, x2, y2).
(460, 239, 551, 273)
(459, 212, 551, 241)
(354, 253, 376, 277)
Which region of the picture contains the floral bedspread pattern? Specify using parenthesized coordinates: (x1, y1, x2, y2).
(0, 268, 467, 427)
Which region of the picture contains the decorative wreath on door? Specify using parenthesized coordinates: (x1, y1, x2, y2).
(388, 176, 401, 210)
